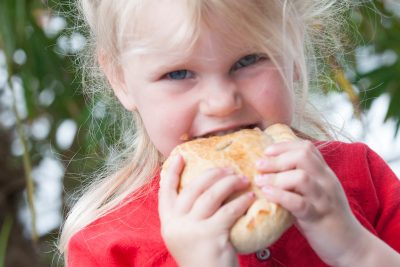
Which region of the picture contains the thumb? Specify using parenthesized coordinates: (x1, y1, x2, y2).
(158, 154, 184, 221)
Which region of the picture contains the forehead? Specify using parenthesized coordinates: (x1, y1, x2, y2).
(120, 0, 197, 57)
(136, 1, 190, 38)
(119, 0, 266, 60)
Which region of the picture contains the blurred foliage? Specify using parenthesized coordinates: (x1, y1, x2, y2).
(349, 1, 400, 133)
(0, 215, 12, 267)
(0, 0, 90, 266)
(0, 0, 399, 266)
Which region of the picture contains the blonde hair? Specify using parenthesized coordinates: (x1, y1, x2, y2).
(59, 0, 354, 260)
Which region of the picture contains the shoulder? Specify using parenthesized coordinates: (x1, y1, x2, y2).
(316, 140, 370, 160)
(315, 140, 397, 182)
(68, 174, 176, 266)
(315, 141, 389, 175)
(314, 140, 398, 191)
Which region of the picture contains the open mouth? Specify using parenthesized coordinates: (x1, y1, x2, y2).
(179, 124, 262, 142)
(200, 123, 260, 139)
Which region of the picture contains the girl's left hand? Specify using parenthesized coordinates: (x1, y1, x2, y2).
(254, 140, 364, 266)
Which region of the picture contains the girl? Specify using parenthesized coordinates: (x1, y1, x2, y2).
(59, 0, 400, 266)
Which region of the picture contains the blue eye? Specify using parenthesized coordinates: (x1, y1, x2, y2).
(232, 54, 265, 71)
(165, 70, 194, 80)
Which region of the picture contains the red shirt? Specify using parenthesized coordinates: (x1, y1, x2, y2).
(68, 142, 400, 266)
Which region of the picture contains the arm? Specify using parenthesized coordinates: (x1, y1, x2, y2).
(336, 225, 400, 267)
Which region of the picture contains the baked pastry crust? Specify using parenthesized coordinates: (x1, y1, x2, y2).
(162, 124, 297, 253)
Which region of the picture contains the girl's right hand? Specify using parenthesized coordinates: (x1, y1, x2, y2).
(158, 154, 255, 267)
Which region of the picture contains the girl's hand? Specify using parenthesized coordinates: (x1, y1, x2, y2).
(159, 154, 255, 267)
(254, 140, 366, 266)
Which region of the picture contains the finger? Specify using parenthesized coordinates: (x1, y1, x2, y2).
(264, 140, 324, 160)
(159, 154, 184, 220)
(256, 145, 324, 174)
(254, 169, 322, 197)
(190, 175, 250, 219)
(211, 192, 255, 227)
(261, 185, 316, 220)
(175, 168, 235, 214)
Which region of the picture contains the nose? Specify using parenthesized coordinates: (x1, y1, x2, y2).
(199, 78, 243, 117)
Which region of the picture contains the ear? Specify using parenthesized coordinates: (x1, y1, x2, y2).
(97, 49, 137, 111)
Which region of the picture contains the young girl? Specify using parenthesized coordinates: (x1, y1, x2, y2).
(59, 0, 400, 266)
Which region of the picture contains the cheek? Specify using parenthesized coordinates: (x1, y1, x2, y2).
(122, 75, 196, 155)
(245, 72, 294, 121)
(136, 97, 196, 156)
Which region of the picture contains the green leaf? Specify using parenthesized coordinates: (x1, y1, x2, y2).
(0, 0, 17, 61)
(0, 215, 13, 267)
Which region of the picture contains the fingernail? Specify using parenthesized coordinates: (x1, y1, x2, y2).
(254, 174, 264, 185)
(223, 168, 235, 174)
(241, 176, 249, 184)
(247, 192, 255, 198)
(256, 160, 266, 168)
(264, 146, 275, 155)
(172, 154, 181, 164)
(262, 186, 275, 195)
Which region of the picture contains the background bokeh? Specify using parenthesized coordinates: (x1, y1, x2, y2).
(0, 0, 399, 266)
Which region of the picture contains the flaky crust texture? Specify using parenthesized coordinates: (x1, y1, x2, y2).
(162, 124, 297, 254)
